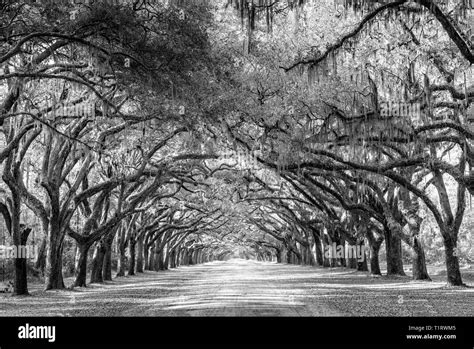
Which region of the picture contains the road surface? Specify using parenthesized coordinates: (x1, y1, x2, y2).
(1, 259, 473, 316)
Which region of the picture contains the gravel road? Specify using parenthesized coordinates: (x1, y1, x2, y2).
(1, 259, 473, 316)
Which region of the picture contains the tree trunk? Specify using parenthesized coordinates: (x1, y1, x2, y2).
(163, 245, 169, 270)
(370, 242, 382, 275)
(312, 232, 323, 266)
(334, 233, 345, 267)
(384, 227, 405, 276)
(90, 242, 106, 284)
(185, 249, 190, 265)
(128, 240, 136, 276)
(366, 229, 382, 276)
(286, 248, 292, 264)
(144, 245, 150, 270)
(3, 152, 31, 295)
(322, 235, 331, 267)
(70, 243, 79, 276)
(147, 244, 155, 271)
(136, 234, 144, 273)
(34, 236, 46, 275)
(116, 226, 127, 277)
(275, 248, 282, 263)
(44, 224, 65, 290)
(169, 249, 176, 268)
(329, 250, 337, 267)
(12, 226, 32, 295)
(187, 249, 194, 265)
(102, 234, 114, 281)
(179, 249, 184, 265)
(11, 194, 30, 295)
(369, 244, 381, 275)
(297, 249, 304, 265)
(176, 248, 181, 266)
(73, 241, 91, 287)
(412, 237, 431, 281)
(443, 236, 464, 286)
(176, 247, 183, 266)
(183, 249, 189, 265)
(116, 242, 127, 277)
(347, 242, 358, 269)
(356, 241, 368, 272)
(154, 242, 162, 271)
(304, 242, 315, 266)
(13, 250, 29, 295)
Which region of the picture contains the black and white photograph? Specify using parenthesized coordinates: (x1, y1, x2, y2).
(0, 0, 473, 347)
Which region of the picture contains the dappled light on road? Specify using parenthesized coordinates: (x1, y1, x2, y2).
(1, 259, 473, 317)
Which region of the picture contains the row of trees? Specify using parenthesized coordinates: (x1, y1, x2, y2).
(216, 0, 473, 286)
(0, 0, 473, 296)
(0, 0, 241, 294)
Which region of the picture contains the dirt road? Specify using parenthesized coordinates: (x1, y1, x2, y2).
(1, 259, 473, 316)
